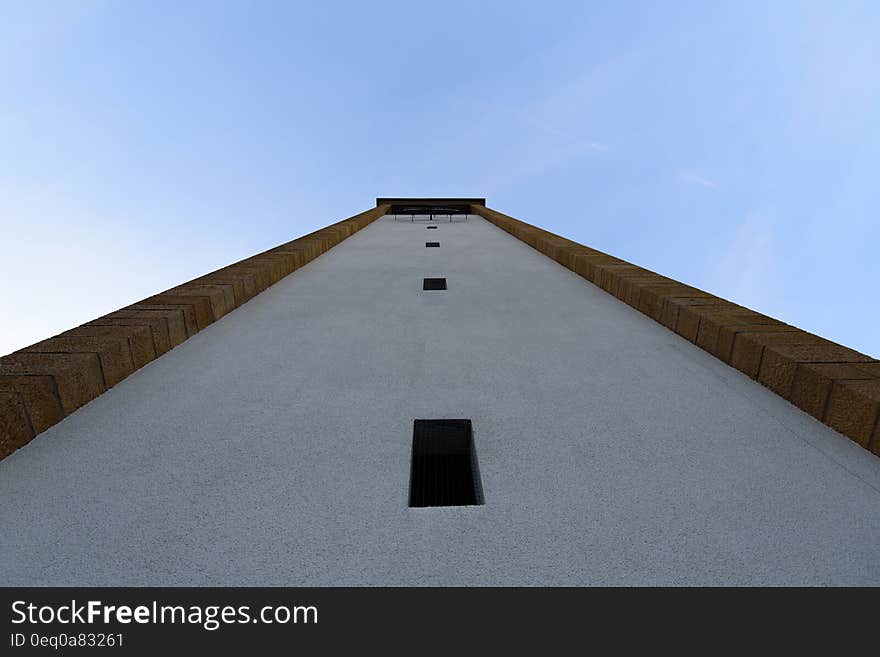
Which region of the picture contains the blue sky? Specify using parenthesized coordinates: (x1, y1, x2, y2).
(1, 1, 878, 357)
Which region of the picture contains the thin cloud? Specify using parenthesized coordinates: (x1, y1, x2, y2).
(711, 209, 776, 307)
(582, 141, 609, 152)
(532, 120, 609, 153)
(679, 171, 719, 189)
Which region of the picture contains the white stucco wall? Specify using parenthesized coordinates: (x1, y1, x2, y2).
(3, 213, 880, 585)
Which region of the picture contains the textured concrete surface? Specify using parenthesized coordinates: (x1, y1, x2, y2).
(3, 213, 880, 585)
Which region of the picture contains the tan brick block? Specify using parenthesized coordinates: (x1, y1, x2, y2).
(294, 234, 326, 251)
(290, 237, 328, 256)
(296, 239, 322, 255)
(64, 324, 156, 368)
(611, 272, 653, 301)
(22, 335, 134, 388)
(636, 284, 706, 320)
(790, 363, 877, 419)
(269, 246, 308, 270)
(730, 331, 830, 379)
(536, 236, 578, 264)
(127, 304, 197, 338)
(303, 232, 336, 250)
(825, 379, 880, 447)
(190, 283, 235, 313)
(141, 294, 215, 331)
(586, 263, 619, 293)
(673, 299, 737, 342)
(554, 245, 596, 271)
(715, 323, 799, 363)
(553, 245, 583, 269)
(516, 227, 541, 248)
(191, 274, 249, 305)
(317, 230, 341, 245)
(164, 285, 231, 320)
(253, 257, 288, 283)
(240, 255, 288, 284)
(0, 391, 33, 459)
(119, 308, 190, 344)
(88, 313, 173, 355)
(328, 223, 352, 238)
(575, 254, 621, 286)
(0, 375, 62, 433)
(617, 275, 673, 308)
(267, 251, 300, 275)
(0, 353, 104, 415)
(659, 297, 722, 331)
(200, 272, 255, 302)
(694, 310, 781, 356)
(222, 264, 272, 293)
(572, 254, 621, 283)
(758, 342, 873, 398)
(594, 264, 645, 296)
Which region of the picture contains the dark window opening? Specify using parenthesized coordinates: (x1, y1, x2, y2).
(427, 226, 438, 230)
(409, 419, 483, 507)
(423, 278, 446, 290)
(426, 242, 440, 248)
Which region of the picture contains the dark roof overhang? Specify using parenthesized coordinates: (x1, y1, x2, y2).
(376, 197, 485, 215)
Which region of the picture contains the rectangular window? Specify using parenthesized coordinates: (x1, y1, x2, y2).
(409, 419, 484, 507)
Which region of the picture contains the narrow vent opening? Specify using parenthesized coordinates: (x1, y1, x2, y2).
(409, 419, 483, 507)
(426, 226, 438, 230)
(423, 278, 446, 290)
(426, 242, 440, 248)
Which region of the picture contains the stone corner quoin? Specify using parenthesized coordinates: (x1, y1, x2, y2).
(468, 203, 880, 458)
(0, 204, 390, 462)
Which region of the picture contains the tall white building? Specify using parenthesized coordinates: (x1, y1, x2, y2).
(2, 198, 879, 585)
